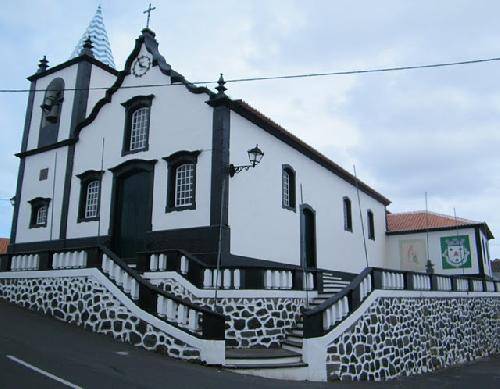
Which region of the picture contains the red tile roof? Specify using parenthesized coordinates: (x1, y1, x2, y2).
(0, 238, 9, 254)
(386, 211, 494, 239)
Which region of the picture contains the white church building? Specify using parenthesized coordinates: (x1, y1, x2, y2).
(1, 6, 498, 382)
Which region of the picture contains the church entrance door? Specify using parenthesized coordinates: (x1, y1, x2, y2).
(111, 160, 155, 264)
(300, 204, 317, 269)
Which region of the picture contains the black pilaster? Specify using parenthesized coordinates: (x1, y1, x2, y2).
(59, 60, 92, 240)
(208, 91, 231, 257)
(10, 80, 37, 243)
(474, 227, 485, 276)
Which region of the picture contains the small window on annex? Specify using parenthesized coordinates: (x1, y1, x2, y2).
(28, 197, 51, 228)
(121, 95, 154, 156)
(282, 164, 296, 211)
(77, 170, 103, 222)
(343, 197, 353, 232)
(163, 150, 201, 213)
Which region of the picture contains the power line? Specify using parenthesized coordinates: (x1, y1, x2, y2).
(0, 55, 500, 93)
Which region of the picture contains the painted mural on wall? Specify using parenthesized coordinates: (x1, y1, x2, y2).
(399, 239, 426, 271)
(440, 235, 472, 269)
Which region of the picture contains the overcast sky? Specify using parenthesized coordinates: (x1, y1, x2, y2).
(0, 1, 498, 261)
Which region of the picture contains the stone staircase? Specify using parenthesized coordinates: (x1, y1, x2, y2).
(226, 273, 351, 378)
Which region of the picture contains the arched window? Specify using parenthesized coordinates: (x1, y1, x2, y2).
(28, 197, 51, 228)
(121, 95, 154, 155)
(367, 210, 375, 240)
(77, 170, 103, 222)
(343, 197, 353, 231)
(164, 150, 200, 212)
(282, 164, 296, 211)
(38, 78, 64, 147)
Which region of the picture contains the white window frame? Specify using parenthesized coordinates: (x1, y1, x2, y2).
(175, 163, 194, 207)
(283, 170, 290, 208)
(36, 205, 48, 226)
(84, 180, 100, 219)
(129, 107, 149, 151)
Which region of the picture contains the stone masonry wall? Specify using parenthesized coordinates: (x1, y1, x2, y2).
(326, 296, 500, 382)
(0, 277, 201, 361)
(153, 279, 305, 348)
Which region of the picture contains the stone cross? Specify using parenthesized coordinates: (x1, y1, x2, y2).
(143, 3, 156, 29)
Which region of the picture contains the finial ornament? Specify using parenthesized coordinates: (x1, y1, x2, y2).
(216, 73, 227, 96)
(81, 36, 95, 57)
(143, 3, 156, 29)
(38, 56, 49, 73)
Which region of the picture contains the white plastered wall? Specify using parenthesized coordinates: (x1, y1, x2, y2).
(228, 111, 387, 273)
(67, 44, 214, 239)
(16, 148, 68, 242)
(86, 65, 117, 116)
(386, 227, 482, 275)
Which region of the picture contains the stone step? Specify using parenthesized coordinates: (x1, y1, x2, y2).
(225, 348, 302, 366)
(287, 328, 303, 337)
(283, 338, 303, 351)
(286, 334, 303, 344)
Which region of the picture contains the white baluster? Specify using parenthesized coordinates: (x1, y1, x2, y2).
(273, 271, 280, 290)
(203, 269, 213, 288)
(265, 270, 272, 289)
(158, 254, 167, 271)
(180, 256, 188, 275)
(287, 271, 293, 289)
(150, 254, 158, 271)
(188, 310, 199, 332)
(342, 296, 349, 317)
(215, 270, 222, 288)
(223, 269, 231, 289)
(131, 280, 139, 300)
(324, 308, 332, 331)
(382, 272, 387, 289)
(234, 269, 241, 290)
(166, 300, 176, 321)
(157, 296, 165, 316)
(308, 272, 314, 290)
(337, 300, 344, 318)
(177, 305, 187, 325)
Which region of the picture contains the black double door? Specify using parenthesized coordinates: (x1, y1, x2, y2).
(113, 170, 152, 263)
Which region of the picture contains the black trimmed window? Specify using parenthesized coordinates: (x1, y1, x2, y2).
(28, 197, 51, 228)
(121, 95, 154, 156)
(163, 150, 200, 213)
(343, 197, 353, 232)
(38, 78, 64, 148)
(77, 170, 103, 222)
(282, 164, 296, 211)
(367, 209, 375, 240)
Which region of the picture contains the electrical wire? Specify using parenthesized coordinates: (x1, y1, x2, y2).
(0, 55, 500, 93)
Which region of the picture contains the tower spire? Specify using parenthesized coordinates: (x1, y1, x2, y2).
(70, 5, 115, 68)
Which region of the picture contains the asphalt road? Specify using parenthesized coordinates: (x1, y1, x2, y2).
(0, 300, 498, 388)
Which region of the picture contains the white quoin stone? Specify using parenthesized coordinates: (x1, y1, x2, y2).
(233, 269, 241, 289)
(223, 269, 231, 289)
(158, 254, 167, 271)
(203, 269, 213, 288)
(150, 254, 158, 271)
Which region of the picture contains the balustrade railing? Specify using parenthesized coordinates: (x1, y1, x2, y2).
(52, 251, 88, 269)
(10, 254, 40, 271)
(100, 247, 224, 340)
(303, 267, 500, 338)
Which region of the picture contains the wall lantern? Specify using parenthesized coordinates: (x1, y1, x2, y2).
(229, 145, 264, 177)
